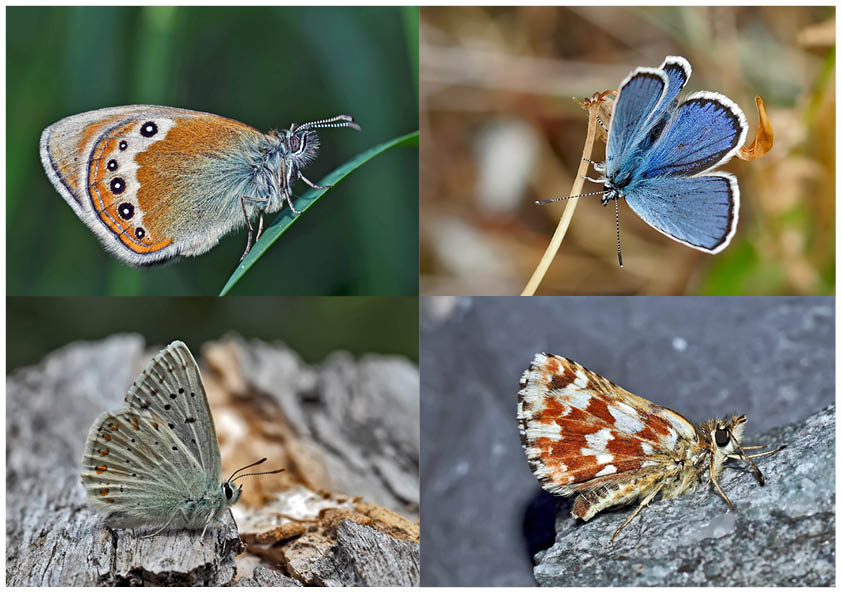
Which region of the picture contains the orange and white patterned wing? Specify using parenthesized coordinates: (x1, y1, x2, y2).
(517, 353, 698, 496)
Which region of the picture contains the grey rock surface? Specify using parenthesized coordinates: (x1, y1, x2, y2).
(534, 404, 835, 586)
(419, 296, 835, 586)
(6, 335, 419, 586)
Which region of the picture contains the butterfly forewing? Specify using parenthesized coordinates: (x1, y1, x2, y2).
(605, 69, 667, 177)
(124, 341, 222, 485)
(640, 92, 748, 178)
(81, 407, 208, 525)
(518, 353, 697, 495)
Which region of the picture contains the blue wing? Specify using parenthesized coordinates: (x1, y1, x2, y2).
(623, 173, 739, 253)
(605, 68, 667, 178)
(638, 91, 748, 178)
(635, 56, 692, 145)
(655, 56, 691, 116)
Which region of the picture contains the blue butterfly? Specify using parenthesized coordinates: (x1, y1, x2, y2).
(544, 56, 748, 266)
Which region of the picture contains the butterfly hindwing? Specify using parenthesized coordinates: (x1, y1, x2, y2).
(124, 341, 222, 486)
(624, 173, 739, 252)
(81, 407, 207, 527)
(40, 105, 262, 266)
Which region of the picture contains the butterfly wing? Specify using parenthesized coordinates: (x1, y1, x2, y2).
(40, 105, 265, 265)
(122, 341, 223, 487)
(605, 67, 668, 178)
(517, 353, 698, 497)
(645, 56, 691, 126)
(81, 407, 208, 527)
(623, 173, 739, 253)
(637, 92, 748, 179)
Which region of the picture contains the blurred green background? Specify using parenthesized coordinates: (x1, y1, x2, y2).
(6, 296, 419, 370)
(8, 6, 419, 296)
(420, 6, 835, 295)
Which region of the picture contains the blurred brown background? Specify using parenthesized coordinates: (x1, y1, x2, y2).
(420, 6, 835, 295)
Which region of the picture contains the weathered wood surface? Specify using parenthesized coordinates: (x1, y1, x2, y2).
(6, 335, 420, 586)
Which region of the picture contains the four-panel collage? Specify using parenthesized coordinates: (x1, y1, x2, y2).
(4, 3, 836, 589)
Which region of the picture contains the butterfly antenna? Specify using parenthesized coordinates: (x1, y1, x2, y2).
(228, 458, 284, 482)
(299, 114, 361, 131)
(615, 198, 623, 268)
(233, 468, 285, 481)
(536, 189, 609, 205)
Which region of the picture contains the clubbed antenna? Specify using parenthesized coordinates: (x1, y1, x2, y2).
(298, 114, 361, 132)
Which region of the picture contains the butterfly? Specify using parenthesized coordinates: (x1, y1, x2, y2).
(540, 56, 748, 266)
(40, 105, 359, 266)
(517, 353, 783, 542)
(80, 340, 282, 539)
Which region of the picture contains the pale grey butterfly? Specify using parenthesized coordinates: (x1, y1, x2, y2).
(81, 340, 282, 539)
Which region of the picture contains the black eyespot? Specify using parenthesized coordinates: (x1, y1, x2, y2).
(107, 159, 118, 171)
(289, 134, 301, 153)
(118, 203, 134, 220)
(185, 417, 196, 424)
(715, 428, 730, 447)
(170, 393, 177, 399)
(140, 121, 158, 137)
(224, 484, 233, 500)
(172, 446, 177, 451)
(168, 423, 174, 429)
(110, 178, 126, 194)
(164, 404, 170, 410)
(179, 388, 185, 394)
(134, 227, 145, 239)
(119, 141, 128, 151)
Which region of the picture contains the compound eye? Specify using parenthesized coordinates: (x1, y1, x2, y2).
(714, 427, 730, 447)
(224, 483, 233, 500)
(289, 133, 302, 153)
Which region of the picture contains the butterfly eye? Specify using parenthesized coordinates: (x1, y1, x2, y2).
(714, 427, 730, 447)
(224, 483, 233, 500)
(289, 133, 302, 153)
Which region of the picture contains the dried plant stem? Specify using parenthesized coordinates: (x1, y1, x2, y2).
(521, 106, 600, 296)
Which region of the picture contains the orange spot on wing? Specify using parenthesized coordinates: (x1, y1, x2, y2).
(99, 449, 109, 455)
(100, 488, 110, 497)
(549, 368, 577, 390)
(103, 433, 111, 441)
(585, 397, 616, 426)
(605, 436, 646, 458)
(96, 465, 107, 474)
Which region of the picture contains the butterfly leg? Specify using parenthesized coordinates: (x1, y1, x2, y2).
(282, 188, 302, 216)
(610, 483, 664, 542)
(709, 453, 736, 510)
(255, 210, 265, 244)
(239, 196, 270, 262)
(200, 509, 217, 541)
(727, 443, 785, 486)
(299, 172, 330, 191)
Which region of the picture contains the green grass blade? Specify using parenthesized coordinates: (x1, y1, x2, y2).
(219, 130, 419, 296)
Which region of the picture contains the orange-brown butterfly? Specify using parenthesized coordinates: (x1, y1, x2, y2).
(40, 105, 359, 266)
